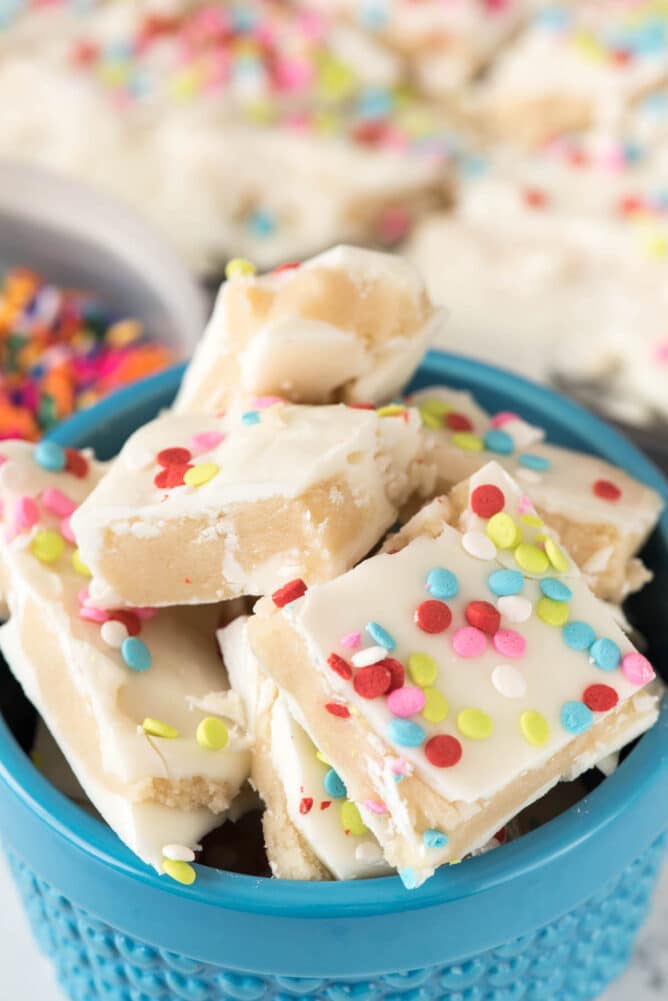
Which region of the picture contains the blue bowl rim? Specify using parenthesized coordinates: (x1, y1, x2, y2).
(1, 349, 667, 919)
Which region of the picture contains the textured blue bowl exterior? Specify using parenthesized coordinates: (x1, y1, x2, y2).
(0, 351, 667, 1001)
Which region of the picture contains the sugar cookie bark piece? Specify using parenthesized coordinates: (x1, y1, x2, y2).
(175, 246, 443, 414)
(0, 441, 251, 871)
(475, 2, 668, 144)
(248, 494, 659, 887)
(410, 386, 663, 601)
(220, 617, 389, 881)
(306, 0, 526, 99)
(72, 401, 432, 609)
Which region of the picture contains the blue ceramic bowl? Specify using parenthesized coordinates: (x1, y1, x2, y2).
(1, 352, 668, 1001)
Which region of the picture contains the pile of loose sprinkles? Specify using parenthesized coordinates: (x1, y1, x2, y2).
(0, 268, 173, 440)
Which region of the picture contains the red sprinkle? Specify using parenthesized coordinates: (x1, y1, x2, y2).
(523, 187, 549, 209)
(157, 447, 192, 467)
(446, 412, 473, 432)
(348, 402, 375, 410)
(415, 600, 452, 634)
(299, 797, 314, 815)
(327, 653, 353, 681)
(380, 657, 406, 693)
(325, 702, 350, 719)
(320, 801, 332, 810)
(272, 578, 307, 608)
(353, 663, 392, 700)
(65, 448, 89, 479)
(471, 484, 505, 519)
(109, 610, 141, 637)
(593, 479, 622, 501)
(154, 463, 192, 489)
(465, 601, 501, 635)
(425, 735, 463, 768)
(583, 684, 619, 713)
(617, 194, 644, 216)
(494, 827, 507, 843)
(273, 261, 300, 273)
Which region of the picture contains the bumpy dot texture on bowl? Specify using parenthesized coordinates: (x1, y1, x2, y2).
(7, 833, 667, 1001)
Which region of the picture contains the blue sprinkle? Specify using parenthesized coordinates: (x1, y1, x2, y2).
(590, 638, 621, 672)
(388, 719, 425, 748)
(536, 7, 572, 31)
(458, 154, 490, 179)
(483, 429, 514, 455)
(561, 701, 593, 736)
(622, 141, 643, 166)
(360, 1, 389, 30)
(357, 87, 394, 120)
(33, 441, 66, 473)
(540, 578, 573, 602)
(423, 829, 449, 850)
(488, 569, 524, 597)
(366, 621, 396, 651)
(426, 568, 459, 600)
(121, 637, 152, 673)
(563, 621, 596, 651)
(641, 91, 668, 115)
(241, 411, 261, 426)
(399, 867, 420, 890)
(519, 453, 551, 472)
(323, 769, 347, 799)
(247, 210, 276, 238)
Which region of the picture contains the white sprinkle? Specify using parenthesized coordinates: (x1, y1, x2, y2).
(100, 619, 129, 648)
(162, 844, 196, 863)
(355, 841, 383, 863)
(492, 664, 527, 699)
(352, 645, 387, 667)
(516, 468, 542, 485)
(462, 530, 496, 561)
(596, 753, 619, 777)
(497, 595, 533, 623)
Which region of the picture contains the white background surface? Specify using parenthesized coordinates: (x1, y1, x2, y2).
(0, 851, 666, 1001)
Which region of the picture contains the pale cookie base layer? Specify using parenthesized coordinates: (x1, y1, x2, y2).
(249, 606, 658, 875)
(140, 776, 241, 816)
(478, 93, 595, 147)
(89, 476, 392, 608)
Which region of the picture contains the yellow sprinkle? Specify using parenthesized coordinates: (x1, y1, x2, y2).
(418, 410, 443, 430)
(71, 548, 92, 578)
(376, 404, 406, 418)
(225, 258, 256, 279)
(184, 463, 220, 488)
(514, 543, 549, 575)
(645, 233, 668, 258)
(162, 858, 196, 886)
(142, 718, 179, 740)
(449, 858, 462, 866)
(452, 432, 483, 452)
(408, 652, 438, 687)
(106, 319, 142, 348)
(317, 57, 357, 100)
(545, 538, 569, 573)
(340, 800, 368, 836)
(418, 398, 451, 422)
(486, 513, 521, 550)
(457, 708, 493, 741)
(537, 597, 570, 627)
(519, 514, 544, 528)
(31, 529, 65, 564)
(315, 749, 331, 767)
(196, 717, 228, 751)
(520, 710, 550, 747)
(422, 687, 449, 724)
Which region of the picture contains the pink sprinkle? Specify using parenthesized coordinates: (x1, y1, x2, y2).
(191, 430, 225, 454)
(363, 799, 388, 815)
(60, 517, 76, 544)
(518, 495, 534, 515)
(80, 605, 109, 623)
(652, 342, 668, 364)
(491, 411, 519, 428)
(0, 455, 6, 466)
(387, 686, 426, 718)
(340, 631, 361, 650)
(390, 758, 411, 777)
(77, 588, 89, 605)
(493, 630, 527, 659)
(13, 496, 39, 532)
(452, 626, 488, 658)
(621, 652, 655, 686)
(133, 607, 158, 620)
(42, 488, 76, 518)
(252, 394, 282, 408)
